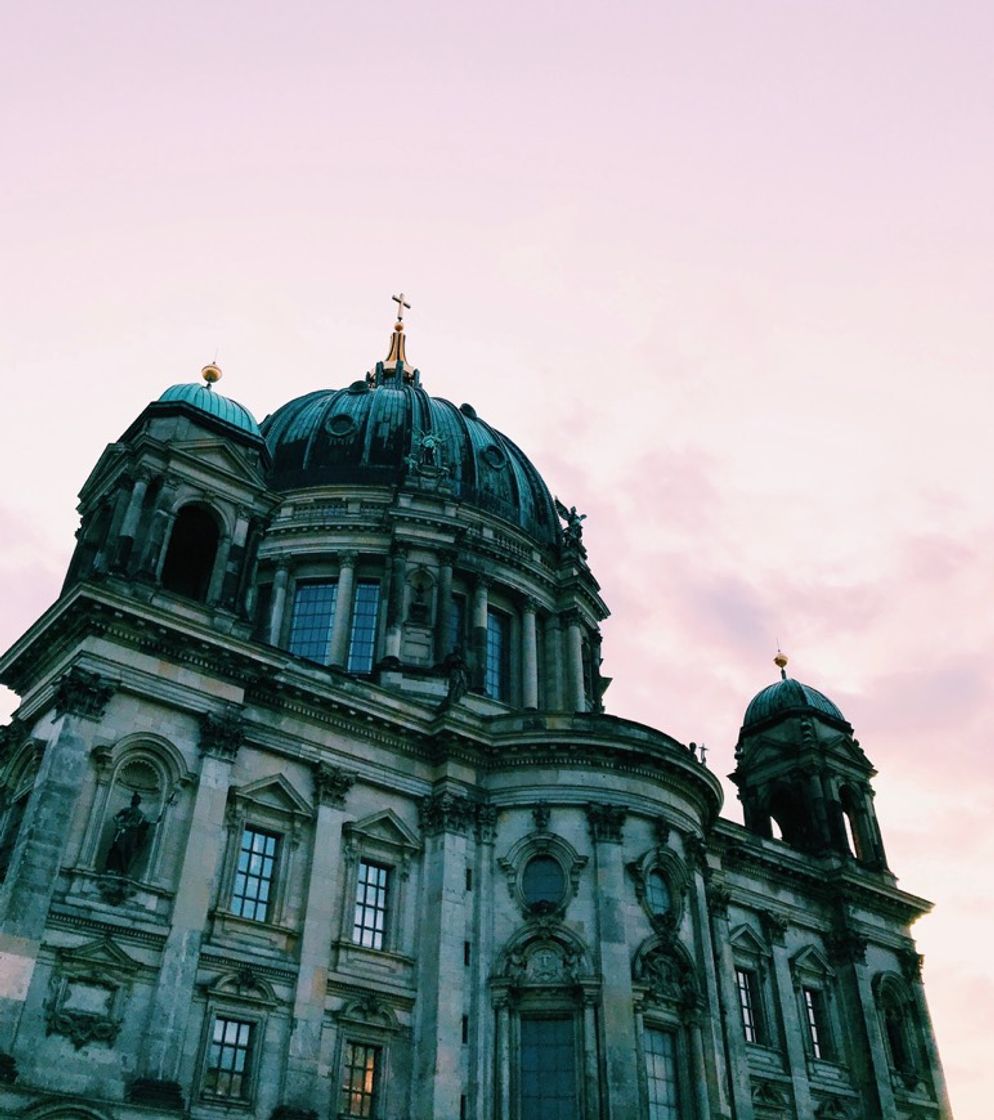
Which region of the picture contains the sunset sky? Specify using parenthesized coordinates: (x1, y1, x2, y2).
(2, 2, 992, 1113)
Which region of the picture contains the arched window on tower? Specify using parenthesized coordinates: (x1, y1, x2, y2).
(874, 974, 923, 1084)
(839, 784, 866, 862)
(161, 504, 220, 602)
(766, 783, 811, 851)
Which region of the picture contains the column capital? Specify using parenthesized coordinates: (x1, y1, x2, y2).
(762, 911, 790, 946)
(54, 667, 114, 721)
(475, 803, 498, 843)
(561, 608, 584, 628)
(199, 708, 246, 762)
(586, 802, 626, 843)
(473, 573, 493, 592)
(521, 596, 540, 615)
(898, 946, 924, 982)
(706, 884, 731, 919)
(390, 541, 408, 561)
(418, 791, 477, 836)
(438, 549, 459, 568)
(337, 550, 359, 568)
(313, 762, 356, 807)
(826, 930, 868, 966)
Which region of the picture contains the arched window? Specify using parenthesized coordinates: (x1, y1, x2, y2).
(875, 975, 920, 1077)
(839, 785, 867, 861)
(161, 504, 220, 601)
(766, 783, 810, 850)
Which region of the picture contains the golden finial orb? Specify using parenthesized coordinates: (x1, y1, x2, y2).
(773, 651, 788, 670)
(201, 362, 222, 385)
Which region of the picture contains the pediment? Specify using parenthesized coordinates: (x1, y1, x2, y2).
(56, 936, 141, 976)
(346, 809, 420, 851)
(729, 923, 770, 959)
(791, 944, 834, 979)
(167, 438, 264, 488)
(233, 773, 312, 817)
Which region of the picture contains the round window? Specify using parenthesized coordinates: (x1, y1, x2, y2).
(522, 855, 566, 909)
(646, 869, 671, 915)
(326, 413, 357, 437)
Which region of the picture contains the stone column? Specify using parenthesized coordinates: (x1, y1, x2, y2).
(899, 950, 953, 1119)
(686, 1013, 711, 1120)
(281, 764, 356, 1114)
(493, 991, 511, 1120)
(565, 611, 587, 712)
(471, 806, 497, 1120)
(544, 614, 564, 709)
(582, 988, 602, 1120)
(707, 884, 755, 1120)
(136, 475, 180, 580)
(434, 550, 456, 663)
(827, 931, 894, 1120)
(520, 599, 539, 709)
(88, 482, 131, 576)
(218, 507, 251, 611)
(112, 471, 150, 572)
(206, 529, 232, 606)
(384, 544, 408, 659)
(586, 803, 638, 1119)
(471, 577, 490, 691)
(0, 669, 113, 1055)
(268, 561, 291, 646)
(685, 839, 731, 1120)
(413, 791, 477, 1120)
(328, 551, 358, 667)
(763, 914, 814, 1118)
(135, 711, 245, 1109)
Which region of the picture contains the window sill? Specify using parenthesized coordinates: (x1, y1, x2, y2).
(210, 908, 300, 955)
(333, 938, 415, 982)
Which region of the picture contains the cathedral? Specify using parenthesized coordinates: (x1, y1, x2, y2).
(0, 306, 950, 1120)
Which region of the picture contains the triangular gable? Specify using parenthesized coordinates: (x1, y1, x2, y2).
(233, 773, 313, 817)
(729, 923, 770, 959)
(167, 438, 263, 488)
(346, 808, 420, 850)
(791, 944, 834, 979)
(56, 936, 141, 976)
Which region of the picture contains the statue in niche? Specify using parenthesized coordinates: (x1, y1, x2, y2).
(440, 647, 470, 710)
(104, 793, 151, 875)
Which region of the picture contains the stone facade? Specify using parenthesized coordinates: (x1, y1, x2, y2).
(0, 337, 950, 1119)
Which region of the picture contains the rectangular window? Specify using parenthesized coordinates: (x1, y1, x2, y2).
(341, 1041, 380, 1118)
(347, 581, 381, 674)
(448, 594, 466, 654)
(736, 968, 763, 1044)
(803, 987, 829, 1060)
(644, 1027, 680, 1120)
(288, 580, 338, 664)
(485, 608, 511, 700)
(520, 1016, 577, 1120)
(353, 860, 390, 950)
(203, 1016, 254, 1100)
(231, 826, 279, 923)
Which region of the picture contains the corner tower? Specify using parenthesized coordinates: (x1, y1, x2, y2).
(730, 653, 889, 870)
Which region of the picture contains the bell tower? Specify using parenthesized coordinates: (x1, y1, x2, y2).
(730, 654, 890, 871)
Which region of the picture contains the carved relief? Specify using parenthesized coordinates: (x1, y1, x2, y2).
(44, 937, 140, 1049)
(586, 802, 626, 843)
(200, 709, 246, 761)
(418, 791, 477, 836)
(54, 667, 114, 721)
(313, 762, 356, 807)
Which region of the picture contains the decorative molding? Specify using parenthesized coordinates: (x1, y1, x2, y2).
(54, 667, 114, 720)
(898, 947, 924, 982)
(419, 791, 477, 836)
(313, 762, 356, 807)
(199, 709, 246, 761)
(586, 802, 626, 843)
(653, 816, 670, 846)
(762, 912, 790, 946)
(44, 936, 140, 1050)
(826, 931, 868, 966)
(475, 803, 498, 843)
(532, 801, 551, 831)
(706, 885, 731, 919)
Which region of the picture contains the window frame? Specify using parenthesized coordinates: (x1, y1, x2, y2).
(485, 606, 512, 701)
(790, 945, 842, 1067)
(627, 844, 689, 932)
(516, 1012, 582, 1120)
(339, 1038, 383, 1118)
(352, 858, 391, 951)
(229, 824, 281, 924)
(728, 924, 776, 1051)
(641, 1021, 684, 1120)
(287, 578, 340, 665)
(196, 977, 275, 1110)
(201, 1013, 257, 1103)
(332, 994, 403, 1120)
(347, 579, 382, 675)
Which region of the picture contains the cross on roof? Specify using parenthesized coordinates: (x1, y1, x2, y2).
(392, 293, 411, 323)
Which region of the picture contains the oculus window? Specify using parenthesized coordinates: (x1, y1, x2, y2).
(522, 855, 567, 911)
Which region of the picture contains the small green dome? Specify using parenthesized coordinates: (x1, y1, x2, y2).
(158, 383, 261, 436)
(743, 677, 847, 729)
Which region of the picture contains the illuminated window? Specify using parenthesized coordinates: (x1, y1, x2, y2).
(803, 986, 831, 1060)
(230, 826, 279, 923)
(520, 1016, 577, 1120)
(288, 581, 338, 663)
(644, 1027, 679, 1120)
(203, 1016, 254, 1100)
(736, 968, 763, 1044)
(353, 860, 390, 950)
(485, 608, 511, 700)
(347, 581, 380, 674)
(340, 1041, 380, 1118)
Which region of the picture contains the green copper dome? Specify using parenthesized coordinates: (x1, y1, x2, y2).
(158, 383, 261, 436)
(743, 677, 848, 729)
(261, 374, 560, 547)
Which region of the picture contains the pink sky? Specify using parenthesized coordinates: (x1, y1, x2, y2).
(2, 2, 992, 1112)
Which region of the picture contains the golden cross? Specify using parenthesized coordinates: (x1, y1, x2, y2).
(392, 292, 411, 323)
